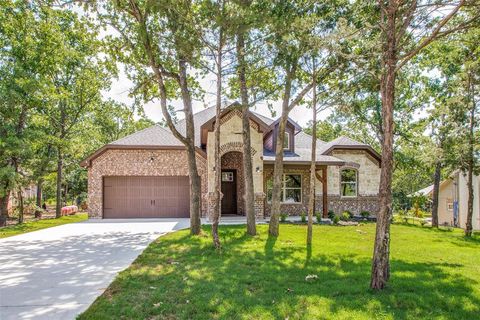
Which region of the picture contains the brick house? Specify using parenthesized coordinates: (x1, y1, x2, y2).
(81, 103, 381, 219)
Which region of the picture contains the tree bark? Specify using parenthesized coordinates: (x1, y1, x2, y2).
(36, 179, 43, 208)
(237, 30, 256, 236)
(371, 4, 396, 290)
(55, 149, 63, 218)
(212, 25, 224, 249)
(269, 69, 294, 237)
(17, 189, 24, 224)
(134, 6, 203, 235)
(431, 161, 441, 228)
(178, 60, 202, 235)
(0, 191, 10, 227)
(465, 75, 475, 237)
(307, 74, 317, 245)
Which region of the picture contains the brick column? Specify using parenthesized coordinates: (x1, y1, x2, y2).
(254, 192, 265, 219)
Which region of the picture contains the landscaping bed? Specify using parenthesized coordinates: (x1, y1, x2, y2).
(80, 224, 480, 320)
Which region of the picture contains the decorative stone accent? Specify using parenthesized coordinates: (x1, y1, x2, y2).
(87, 149, 208, 219)
(220, 141, 256, 156)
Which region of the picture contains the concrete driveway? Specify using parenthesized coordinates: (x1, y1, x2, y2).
(0, 218, 190, 320)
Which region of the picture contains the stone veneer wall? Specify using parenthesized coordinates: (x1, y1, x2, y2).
(87, 149, 208, 218)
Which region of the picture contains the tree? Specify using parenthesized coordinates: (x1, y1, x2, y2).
(366, 0, 476, 289)
(0, 1, 52, 225)
(307, 65, 317, 245)
(92, 0, 208, 234)
(38, 9, 108, 218)
(267, 1, 341, 237)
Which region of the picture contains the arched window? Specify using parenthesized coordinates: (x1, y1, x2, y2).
(340, 168, 357, 197)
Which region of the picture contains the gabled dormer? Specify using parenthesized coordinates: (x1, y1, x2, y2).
(263, 118, 302, 153)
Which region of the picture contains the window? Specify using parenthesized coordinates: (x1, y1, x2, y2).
(340, 169, 357, 197)
(283, 132, 290, 150)
(221, 172, 234, 182)
(267, 174, 302, 203)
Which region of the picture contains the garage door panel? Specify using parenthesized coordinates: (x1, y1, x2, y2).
(103, 176, 190, 218)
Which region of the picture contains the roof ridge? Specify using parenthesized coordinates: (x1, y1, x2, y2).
(109, 124, 158, 145)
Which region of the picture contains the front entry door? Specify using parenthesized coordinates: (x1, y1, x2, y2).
(221, 170, 237, 215)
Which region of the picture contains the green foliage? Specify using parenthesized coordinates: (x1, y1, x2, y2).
(333, 215, 340, 224)
(300, 212, 306, 223)
(316, 213, 322, 223)
(340, 211, 351, 221)
(280, 213, 288, 223)
(360, 211, 370, 218)
(328, 210, 336, 220)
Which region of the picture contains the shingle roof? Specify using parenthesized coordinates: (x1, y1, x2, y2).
(101, 105, 375, 166)
(263, 131, 344, 165)
(110, 125, 183, 146)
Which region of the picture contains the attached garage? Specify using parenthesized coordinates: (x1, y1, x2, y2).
(103, 176, 190, 218)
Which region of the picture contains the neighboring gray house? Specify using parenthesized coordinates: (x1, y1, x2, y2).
(81, 103, 381, 219)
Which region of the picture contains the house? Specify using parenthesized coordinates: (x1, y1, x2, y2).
(414, 171, 480, 230)
(81, 103, 381, 219)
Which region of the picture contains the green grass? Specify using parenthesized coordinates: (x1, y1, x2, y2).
(0, 213, 88, 239)
(79, 223, 480, 320)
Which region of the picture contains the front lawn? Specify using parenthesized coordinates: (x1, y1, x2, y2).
(0, 213, 88, 239)
(80, 224, 480, 320)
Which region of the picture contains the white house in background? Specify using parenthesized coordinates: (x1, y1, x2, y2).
(415, 171, 480, 230)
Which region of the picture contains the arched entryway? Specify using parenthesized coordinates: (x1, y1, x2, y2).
(221, 151, 244, 215)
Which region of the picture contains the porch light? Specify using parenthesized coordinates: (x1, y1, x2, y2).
(256, 166, 261, 173)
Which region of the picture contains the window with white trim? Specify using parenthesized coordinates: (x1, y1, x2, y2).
(267, 174, 302, 203)
(340, 168, 357, 197)
(283, 132, 290, 150)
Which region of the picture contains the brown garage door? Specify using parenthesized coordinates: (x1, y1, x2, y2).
(103, 176, 190, 218)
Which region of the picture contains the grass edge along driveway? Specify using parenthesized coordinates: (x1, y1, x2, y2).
(0, 213, 88, 239)
(79, 223, 480, 320)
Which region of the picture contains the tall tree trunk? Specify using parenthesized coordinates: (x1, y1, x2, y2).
(36, 179, 43, 208)
(465, 77, 475, 237)
(307, 74, 317, 245)
(134, 6, 203, 236)
(269, 70, 294, 237)
(237, 30, 256, 236)
(17, 189, 24, 224)
(371, 7, 396, 289)
(212, 25, 224, 249)
(178, 60, 202, 235)
(0, 191, 10, 227)
(55, 149, 63, 218)
(431, 161, 441, 228)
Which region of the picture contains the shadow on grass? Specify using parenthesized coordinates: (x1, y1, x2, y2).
(80, 225, 480, 320)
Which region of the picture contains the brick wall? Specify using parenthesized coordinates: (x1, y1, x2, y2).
(87, 149, 207, 218)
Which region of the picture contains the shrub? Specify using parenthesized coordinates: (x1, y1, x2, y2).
(360, 211, 370, 218)
(300, 212, 307, 223)
(316, 213, 322, 223)
(340, 211, 351, 221)
(333, 215, 340, 224)
(280, 213, 288, 223)
(327, 210, 335, 220)
(344, 210, 353, 219)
